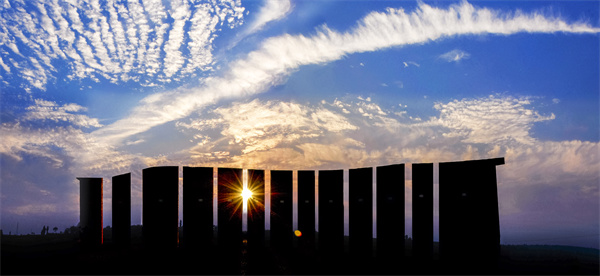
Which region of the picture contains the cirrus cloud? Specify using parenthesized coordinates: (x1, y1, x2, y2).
(24, 99, 102, 128)
(91, 1, 599, 149)
(439, 49, 470, 62)
(431, 95, 555, 145)
(0, 0, 245, 90)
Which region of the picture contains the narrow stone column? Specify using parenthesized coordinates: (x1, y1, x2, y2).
(77, 177, 103, 248)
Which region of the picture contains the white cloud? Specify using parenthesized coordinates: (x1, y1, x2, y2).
(24, 99, 103, 128)
(92, 1, 599, 148)
(225, 0, 289, 48)
(126, 139, 145, 146)
(175, 94, 594, 176)
(172, 97, 446, 169)
(183, 3, 220, 74)
(431, 95, 555, 144)
(177, 99, 357, 154)
(0, 0, 245, 89)
(11, 93, 597, 178)
(245, 0, 291, 35)
(502, 140, 599, 184)
(0, 118, 149, 177)
(113, 91, 596, 185)
(163, 0, 191, 78)
(0, 56, 9, 72)
(403, 61, 420, 67)
(439, 49, 470, 62)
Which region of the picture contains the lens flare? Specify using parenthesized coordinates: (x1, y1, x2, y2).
(219, 169, 265, 230)
(242, 188, 253, 202)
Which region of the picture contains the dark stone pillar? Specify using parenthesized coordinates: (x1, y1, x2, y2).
(112, 173, 130, 247)
(349, 167, 373, 257)
(412, 163, 433, 260)
(183, 166, 213, 249)
(318, 170, 344, 254)
(298, 170, 316, 254)
(142, 166, 179, 250)
(439, 158, 504, 272)
(376, 164, 405, 260)
(270, 170, 293, 246)
(247, 169, 265, 243)
(246, 169, 266, 274)
(78, 177, 103, 248)
(217, 168, 243, 248)
(216, 168, 243, 274)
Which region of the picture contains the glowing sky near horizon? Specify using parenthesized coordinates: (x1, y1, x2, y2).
(0, 0, 598, 249)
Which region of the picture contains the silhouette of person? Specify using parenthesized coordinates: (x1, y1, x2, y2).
(41, 226, 45, 236)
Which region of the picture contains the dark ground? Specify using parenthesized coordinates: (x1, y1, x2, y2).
(1, 230, 598, 275)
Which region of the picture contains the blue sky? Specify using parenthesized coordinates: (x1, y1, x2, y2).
(0, 0, 598, 249)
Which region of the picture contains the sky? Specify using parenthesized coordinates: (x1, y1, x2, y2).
(0, 0, 598, 249)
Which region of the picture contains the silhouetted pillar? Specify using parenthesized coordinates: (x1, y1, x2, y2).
(349, 167, 373, 257)
(183, 167, 213, 248)
(439, 158, 504, 272)
(112, 173, 130, 247)
(246, 169, 266, 273)
(217, 168, 243, 248)
(247, 169, 265, 243)
(78, 177, 103, 248)
(143, 166, 179, 250)
(270, 170, 293, 246)
(412, 163, 433, 259)
(318, 170, 344, 254)
(376, 164, 405, 260)
(298, 170, 315, 246)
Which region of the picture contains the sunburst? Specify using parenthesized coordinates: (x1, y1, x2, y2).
(218, 169, 265, 225)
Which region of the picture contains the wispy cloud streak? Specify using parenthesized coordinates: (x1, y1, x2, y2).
(93, 1, 600, 147)
(245, 0, 292, 35)
(25, 99, 103, 128)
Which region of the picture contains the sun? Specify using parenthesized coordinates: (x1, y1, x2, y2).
(242, 187, 253, 202)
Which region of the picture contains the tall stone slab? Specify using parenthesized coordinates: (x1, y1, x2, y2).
(247, 169, 265, 243)
(183, 166, 213, 248)
(439, 158, 504, 271)
(217, 168, 243, 248)
(412, 163, 433, 259)
(376, 164, 405, 259)
(270, 170, 293, 245)
(298, 170, 316, 247)
(78, 177, 103, 248)
(349, 167, 373, 257)
(112, 173, 130, 247)
(143, 166, 179, 250)
(318, 170, 344, 253)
